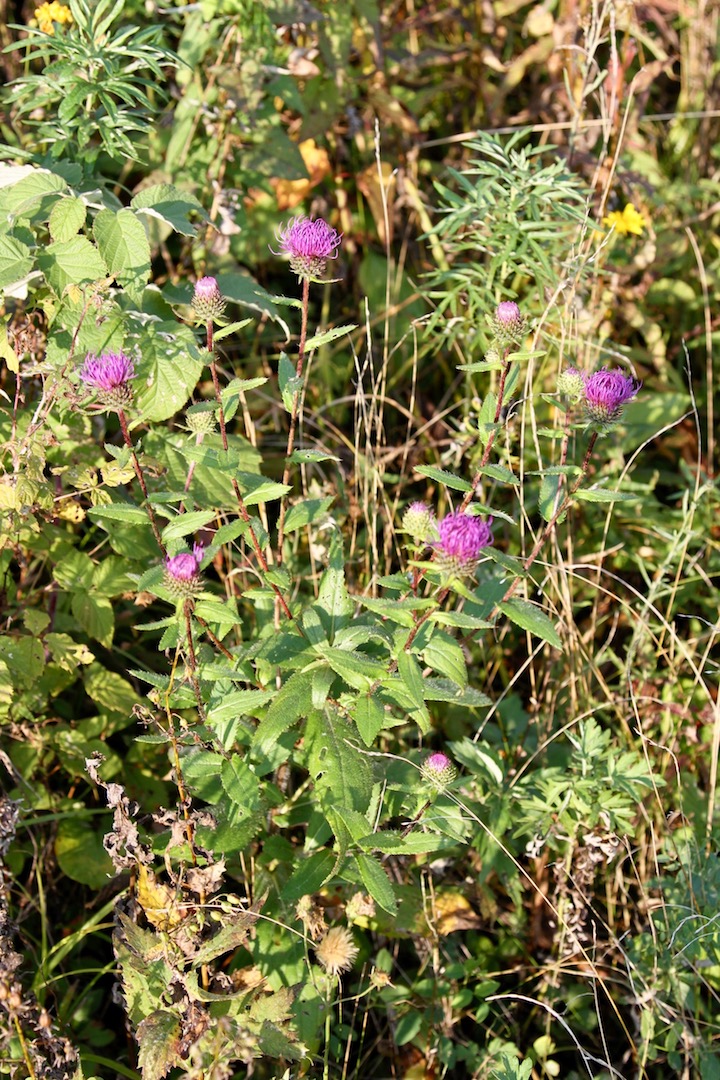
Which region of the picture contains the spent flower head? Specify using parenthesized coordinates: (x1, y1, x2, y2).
(314, 926, 359, 978)
(435, 510, 493, 577)
(79, 352, 135, 409)
(421, 751, 458, 790)
(272, 216, 342, 281)
(582, 368, 641, 432)
(164, 543, 205, 598)
(192, 276, 226, 322)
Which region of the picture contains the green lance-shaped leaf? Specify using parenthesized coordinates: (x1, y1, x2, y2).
(354, 853, 398, 915)
(498, 598, 562, 648)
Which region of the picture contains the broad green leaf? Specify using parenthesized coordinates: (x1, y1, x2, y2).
(136, 1011, 181, 1080)
(253, 669, 314, 752)
(135, 325, 205, 423)
(207, 689, 274, 725)
(289, 448, 341, 464)
(72, 593, 114, 646)
(449, 737, 504, 785)
(303, 323, 357, 351)
(55, 818, 114, 889)
(0, 168, 66, 216)
(87, 503, 149, 524)
(313, 529, 353, 642)
(0, 235, 33, 289)
(281, 849, 336, 901)
(38, 235, 108, 295)
(220, 755, 261, 812)
(358, 595, 436, 628)
(421, 679, 491, 706)
(283, 496, 334, 534)
(0, 635, 44, 688)
(422, 632, 468, 688)
(94, 208, 151, 303)
(476, 463, 519, 485)
(351, 694, 386, 747)
(131, 183, 207, 236)
(48, 196, 86, 242)
(161, 509, 216, 542)
(355, 853, 397, 915)
(237, 472, 290, 506)
(54, 548, 95, 590)
(305, 710, 373, 812)
(213, 318, 253, 341)
(498, 598, 562, 648)
(431, 610, 492, 631)
(83, 663, 139, 721)
(397, 646, 430, 732)
(358, 831, 455, 855)
(414, 465, 473, 492)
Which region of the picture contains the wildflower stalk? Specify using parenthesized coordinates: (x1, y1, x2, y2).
(198, 285, 296, 625)
(459, 344, 512, 514)
(116, 407, 165, 553)
(12, 1014, 37, 1080)
(276, 275, 310, 566)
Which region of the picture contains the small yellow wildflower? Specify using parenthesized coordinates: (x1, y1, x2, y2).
(32, 2, 73, 34)
(602, 203, 647, 237)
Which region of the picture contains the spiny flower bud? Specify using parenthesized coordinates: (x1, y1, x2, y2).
(192, 276, 226, 322)
(401, 501, 438, 544)
(491, 300, 526, 345)
(185, 402, 218, 436)
(421, 751, 458, 789)
(271, 216, 342, 282)
(557, 366, 586, 403)
(582, 368, 641, 432)
(434, 510, 493, 577)
(164, 542, 205, 598)
(79, 351, 135, 409)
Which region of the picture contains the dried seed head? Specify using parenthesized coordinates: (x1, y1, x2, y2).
(315, 926, 359, 977)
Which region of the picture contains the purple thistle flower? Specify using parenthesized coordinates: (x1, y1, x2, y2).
(164, 542, 205, 597)
(495, 301, 522, 326)
(491, 300, 526, 344)
(79, 352, 135, 408)
(421, 751, 457, 789)
(437, 511, 493, 560)
(192, 276, 226, 321)
(272, 217, 342, 281)
(582, 368, 641, 429)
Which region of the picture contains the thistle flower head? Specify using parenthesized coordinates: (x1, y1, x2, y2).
(164, 543, 205, 597)
(421, 751, 458, 789)
(582, 368, 641, 431)
(192, 276, 226, 322)
(435, 510, 493, 576)
(491, 300, 526, 345)
(272, 217, 342, 281)
(79, 352, 135, 409)
(185, 402, 218, 436)
(315, 926, 359, 978)
(402, 501, 438, 544)
(557, 366, 586, 403)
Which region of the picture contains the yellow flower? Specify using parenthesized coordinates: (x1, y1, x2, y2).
(602, 203, 647, 237)
(32, 2, 73, 34)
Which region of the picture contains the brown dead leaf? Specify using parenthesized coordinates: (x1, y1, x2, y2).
(273, 139, 332, 210)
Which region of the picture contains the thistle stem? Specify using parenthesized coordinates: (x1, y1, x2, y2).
(117, 408, 165, 553)
(459, 347, 512, 513)
(276, 276, 310, 566)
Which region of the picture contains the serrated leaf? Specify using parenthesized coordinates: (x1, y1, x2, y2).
(498, 598, 562, 648)
(278, 351, 302, 411)
(397, 646, 430, 732)
(131, 183, 207, 236)
(350, 694, 386, 746)
(207, 689, 274, 724)
(476, 463, 519, 485)
(161, 509, 216, 541)
(449, 737, 504, 785)
(318, 645, 388, 691)
(538, 472, 562, 522)
(94, 208, 151, 303)
(422, 633, 468, 688)
(71, 593, 114, 646)
(281, 849, 336, 901)
(305, 710, 373, 812)
(135, 325, 205, 423)
(38, 235, 108, 295)
(0, 323, 18, 372)
(136, 1010, 181, 1080)
(220, 755, 261, 811)
(303, 323, 357, 351)
(48, 196, 86, 242)
(0, 235, 33, 289)
(253, 668, 314, 752)
(87, 503, 149, 524)
(289, 448, 341, 464)
(283, 496, 334, 534)
(414, 465, 473, 492)
(430, 610, 492, 631)
(358, 595, 436, 628)
(358, 831, 454, 855)
(237, 472, 290, 506)
(313, 529, 353, 642)
(355, 853, 397, 915)
(421, 679, 491, 706)
(192, 912, 258, 964)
